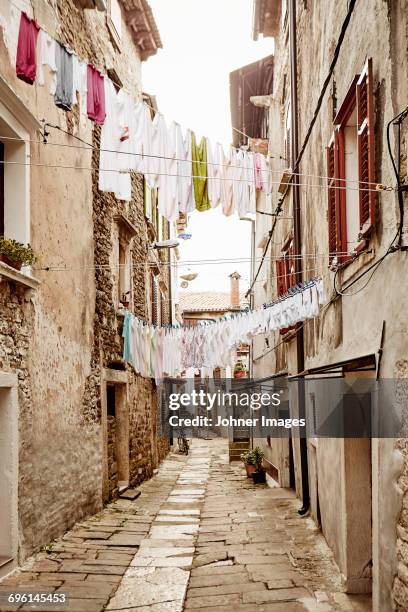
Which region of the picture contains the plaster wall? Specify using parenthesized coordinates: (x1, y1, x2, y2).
(252, 0, 408, 606)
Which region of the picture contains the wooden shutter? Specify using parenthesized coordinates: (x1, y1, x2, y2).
(327, 130, 347, 265)
(287, 243, 296, 288)
(357, 58, 376, 235)
(327, 137, 339, 265)
(276, 258, 286, 296)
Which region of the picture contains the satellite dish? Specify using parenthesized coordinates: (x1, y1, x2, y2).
(180, 281, 189, 289)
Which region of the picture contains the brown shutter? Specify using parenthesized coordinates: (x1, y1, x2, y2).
(327, 130, 347, 265)
(276, 258, 286, 296)
(357, 58, 376, 235)
(287, 243, 296, 288)
(327, 137, 338, 265)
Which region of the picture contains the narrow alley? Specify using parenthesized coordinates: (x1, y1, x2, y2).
(0, 440, 371, 611)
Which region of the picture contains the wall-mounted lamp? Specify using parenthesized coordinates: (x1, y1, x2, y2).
(148, 239, 180, 250)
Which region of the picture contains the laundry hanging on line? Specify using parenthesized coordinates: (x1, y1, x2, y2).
(122, 280, 326, 381)
(16, 12, 40, 84)
(13, 7, 275, 220)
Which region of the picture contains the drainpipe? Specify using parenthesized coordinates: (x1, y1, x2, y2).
(289, 0, 309, 514)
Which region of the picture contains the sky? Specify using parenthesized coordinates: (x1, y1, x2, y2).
(143, 0, 272, 293)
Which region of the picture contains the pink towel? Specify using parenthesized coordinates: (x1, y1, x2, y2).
(87, 65, 106, 125)
(16, 13, 40, 85)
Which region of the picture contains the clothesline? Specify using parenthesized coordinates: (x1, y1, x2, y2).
(10, 8, 392, 226)
(0, 133, 390, 190)
(122, 279, 325, 379)
(0, 159, 386, 195)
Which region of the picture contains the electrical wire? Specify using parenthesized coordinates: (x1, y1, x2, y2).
(0, 157, 388, 193)
(0, 133, 390, 190)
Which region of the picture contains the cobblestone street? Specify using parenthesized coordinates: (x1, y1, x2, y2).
(0, 440, 372, 611)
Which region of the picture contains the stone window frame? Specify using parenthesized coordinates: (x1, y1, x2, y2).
(114, 214, 137, 311)
(0, 78, 41, 294)
(0, 371, 19, 579)
(107, 0, 122, 51)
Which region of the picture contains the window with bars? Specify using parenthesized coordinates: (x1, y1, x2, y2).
(326, 58, 375, 267)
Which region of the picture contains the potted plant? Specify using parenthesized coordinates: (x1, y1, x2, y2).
(251, 446, 266, 484)
(234, 360, 247, 379)
(241, 450, 256, 478)
(0, 237, 36, 271)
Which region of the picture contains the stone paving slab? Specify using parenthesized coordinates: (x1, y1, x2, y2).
(0, 453, 188, 612)
(0, 439, 373, 612)
(182, 439, 372, 612)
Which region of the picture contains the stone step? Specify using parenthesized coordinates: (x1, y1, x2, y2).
(119, 488, 141, 501)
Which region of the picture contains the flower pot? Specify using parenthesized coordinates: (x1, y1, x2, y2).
(252, 470, 266, 484)
(0, 254, 22, 270)
(245, 464, 256, 478)
(234, 371, 247, 379)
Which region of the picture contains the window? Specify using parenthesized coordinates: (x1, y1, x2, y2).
(327, 58, 375, 267)
(276, 237, 296, 296)
(282, 0, 289, 29)
(0, 121, 31, 247)
(107, 0, 122, 49)
(114, 215, 136, 309)
(118, 239, 130, 306)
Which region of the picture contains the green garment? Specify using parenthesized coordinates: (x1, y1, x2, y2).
(191, 132, 210, 212)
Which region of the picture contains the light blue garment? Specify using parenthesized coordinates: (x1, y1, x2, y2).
(122, 311, 133, 364)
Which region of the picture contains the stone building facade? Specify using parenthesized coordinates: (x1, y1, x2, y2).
(0, 0, 172, 577)
(236, 0, 408, 609)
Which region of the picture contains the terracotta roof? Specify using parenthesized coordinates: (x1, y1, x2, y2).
(179, 292, 248, 313)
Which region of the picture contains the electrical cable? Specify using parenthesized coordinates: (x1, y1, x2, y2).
(0, 158, 387, 193)
(0, 133, 390, 190)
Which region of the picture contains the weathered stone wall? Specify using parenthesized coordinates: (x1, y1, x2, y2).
(0, 0, 168, 564)
(107, 415, 119, 501)
(91, 127, 170, 494)
(394, 362, 408, 611)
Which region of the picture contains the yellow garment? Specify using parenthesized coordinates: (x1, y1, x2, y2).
(191, 132, 210, 212)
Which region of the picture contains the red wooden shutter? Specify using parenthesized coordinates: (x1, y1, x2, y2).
(357, 58, 376, 235)
(276, 258, 286, 296)
(288, 243, 296, 288)
(327, 137, 338, 265)
(327, 130, 347, 265)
